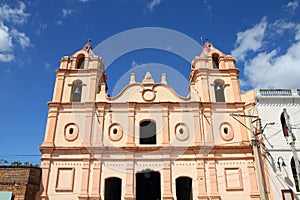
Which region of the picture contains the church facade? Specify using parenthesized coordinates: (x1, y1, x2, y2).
(39, 42, 267, 200)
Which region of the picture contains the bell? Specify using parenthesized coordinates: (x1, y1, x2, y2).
(74, 87, 81, 94)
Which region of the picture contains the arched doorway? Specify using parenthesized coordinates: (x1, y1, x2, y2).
(104, 177, 122, 200)
(136, 170, 161, 200)
(176, 176, 193, 200)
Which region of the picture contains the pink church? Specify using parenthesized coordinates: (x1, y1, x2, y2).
(38, 41, 270, 200)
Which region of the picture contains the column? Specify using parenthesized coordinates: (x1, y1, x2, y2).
(90, 160, 102, 200)
(197, 159, 208, 199)
(162, 105, 170, 145)
(163, 162, 173, 200)
(79, 160, 90, 200)
(126, 104, 135, 146)
(208, 160, 220, 200)
(124, 161, 135, 200)
(42, 107, 58, 147)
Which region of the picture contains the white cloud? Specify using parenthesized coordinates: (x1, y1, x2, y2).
(147, 0, 161, 12)
(0, 53, 14, 62)
(231, 17, 267, 61)
(78, 0, 90, 2)
(0, 1, 29, 25)
(286, 1, 299, 12)
(243, 24, 300, 89)
(10, 29, 30, 50)
(269, 20, 295, 35)
(62, 9, 75, 17)
(0, 2, 30, 63)
(0, 22, 13, 52)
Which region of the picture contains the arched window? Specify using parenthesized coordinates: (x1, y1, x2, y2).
(176, 176, 193, 200)
(140, 120, 156, 144)
(212, 53, 219, 69)
(105, 177, 122, 200)
(214, 80, 225, 102)
(71, 80, 82, 102)
(291, 157, 300, 192)
(76, 54, 85, 69)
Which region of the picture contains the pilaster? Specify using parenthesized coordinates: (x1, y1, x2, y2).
(247, 160, 260, 199)
(90, 160, 102, 200)
(40, 158, 51, 200)
(42, 107, 58, 147)
(208, 160, 220, 200)
(52, 72, 65, 102)
(79, 159, 90, 200)
(193, 106, 202, 145)
(94, 108, 104, 146)
(82, 109, 93, 147)
(197, 159, 208, 200)
(162, 162, 173, 200)
(162, 105, 170, 145)
(126, 103, 136, 146)
(124, 161, 135, 200)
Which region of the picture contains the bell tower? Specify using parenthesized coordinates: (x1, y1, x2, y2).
(41, 41, 107, 147)
(189, 42, 241, 103)
(39, 42, 108, 200)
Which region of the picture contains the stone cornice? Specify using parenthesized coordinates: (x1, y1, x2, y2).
(39, 145, 253, 155)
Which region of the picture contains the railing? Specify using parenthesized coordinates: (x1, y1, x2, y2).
(257, 89, 296, 97)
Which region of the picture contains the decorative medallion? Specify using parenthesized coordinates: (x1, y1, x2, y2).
(175, 123, 189, 141)
(109, 123, 123, 141)
(64, 123, 79, 141)
(142, 89, 156, 102)
(220, 122, 234, 141)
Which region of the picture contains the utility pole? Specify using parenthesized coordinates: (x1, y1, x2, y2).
(280, 108, 300, 189)
(250, 117, 268, 200)
(230, 114, 269, 200)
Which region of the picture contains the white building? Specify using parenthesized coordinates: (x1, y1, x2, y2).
(255, 89, 300, 200)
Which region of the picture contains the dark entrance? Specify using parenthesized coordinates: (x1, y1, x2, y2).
(104, 177, 122, 200)
(136, 171, 161, 200)
(176, 176, 193, 200)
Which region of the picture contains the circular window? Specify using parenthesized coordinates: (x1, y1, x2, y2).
(109, 124, 123, 141)
(219, 122, 234, 141)
(175, 123, 189, 141)
(65, 123, 79, 141)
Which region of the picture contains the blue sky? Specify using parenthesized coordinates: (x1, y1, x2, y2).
(0, 0, 299, 165)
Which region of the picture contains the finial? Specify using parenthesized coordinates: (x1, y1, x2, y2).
(82, 39, 93, 53)
(142, 72, 154, 84)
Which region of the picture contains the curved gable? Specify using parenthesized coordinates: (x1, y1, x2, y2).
(110, 83, 190, 103)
